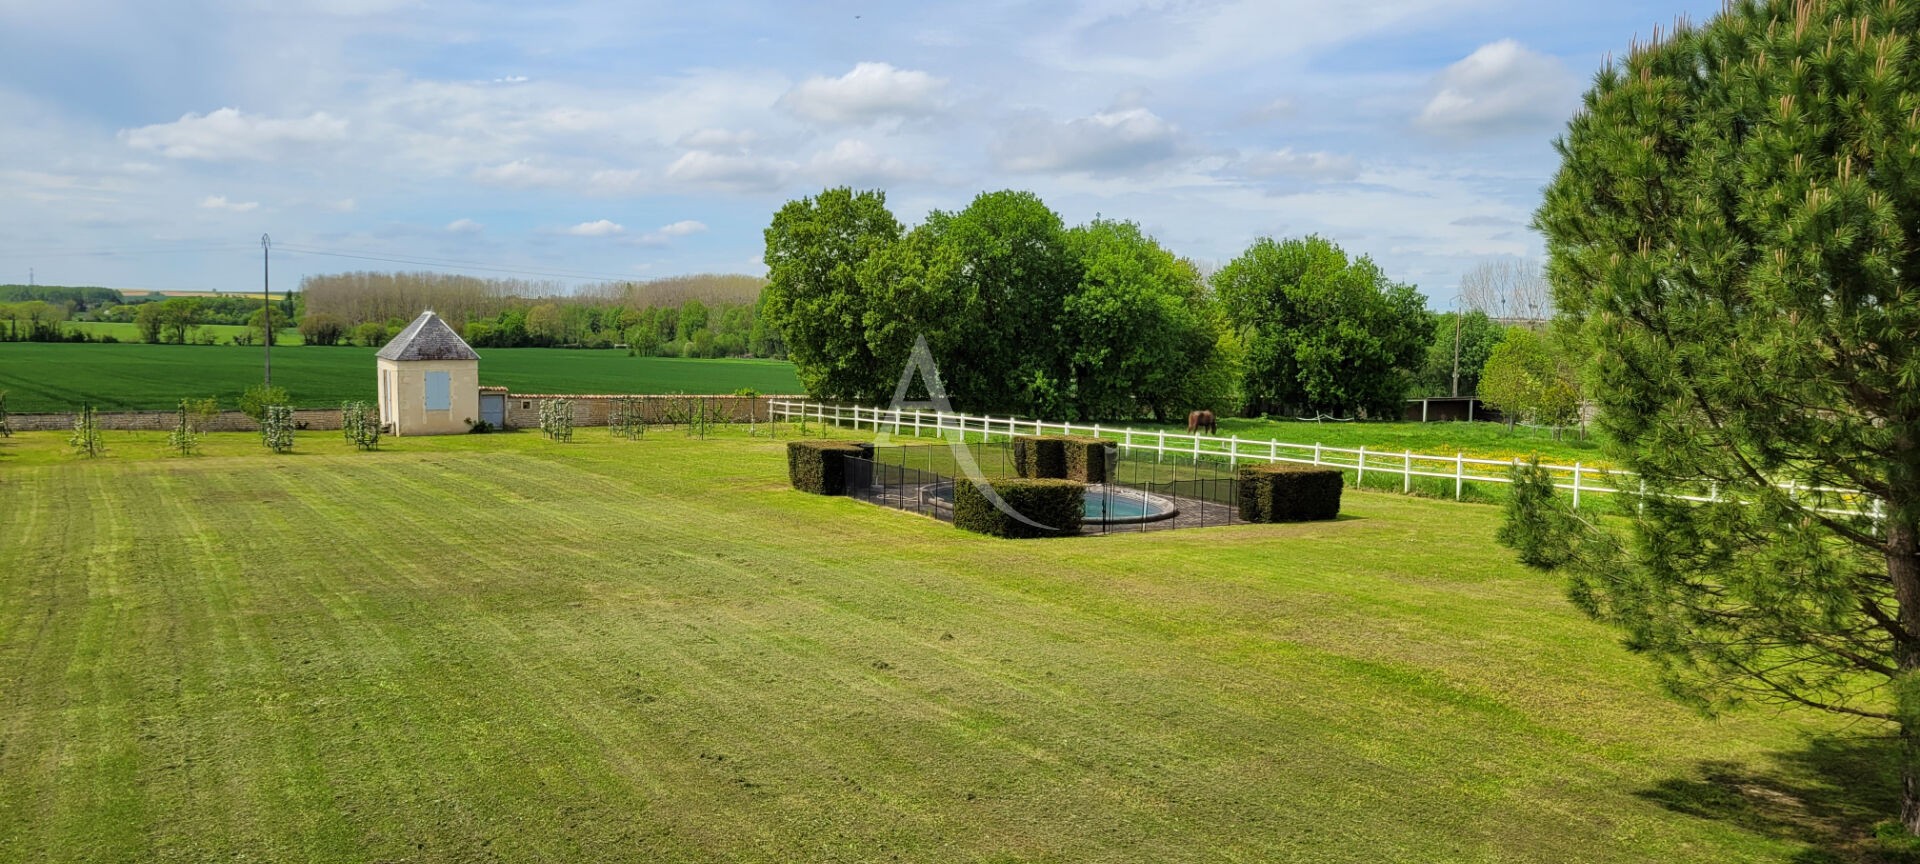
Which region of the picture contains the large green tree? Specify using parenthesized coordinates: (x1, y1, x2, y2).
(1530, 0, 1920, 836)
(1418, 310, 1501, 397)
(1214, 236, 1431, 418)
(1477, 327, 1579, 434)
(763, 187, 903, 403)
(1059, 219, 1237, 421)
(859, 190, 1081, 416)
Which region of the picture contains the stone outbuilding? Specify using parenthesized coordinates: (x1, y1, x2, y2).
(376, 311, 481, 436)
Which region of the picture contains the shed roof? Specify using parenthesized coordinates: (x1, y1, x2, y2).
(376, 311, 480, 362)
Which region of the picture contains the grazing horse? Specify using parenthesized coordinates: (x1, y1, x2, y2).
(1186, 409, 1217, 435)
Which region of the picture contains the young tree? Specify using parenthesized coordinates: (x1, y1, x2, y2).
(1214, 236, 1432, 418)
(68, 406, 104, 457)
(763, 187, 903, 403)
(1477, 327, 1578, 435)
(1532, 0, 1920, 837)
(260, 405, 295, 453)
(134, 302, 164, 343)
(238, 384, 290, 423)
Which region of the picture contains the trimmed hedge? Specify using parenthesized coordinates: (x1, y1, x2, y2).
(1237, 464, 1344, 522)
(1011, 435, 1067, 479)
(953, 478, 1084, 538)
(788, 440, 868, 495)
(1061, 436, 1114, 483)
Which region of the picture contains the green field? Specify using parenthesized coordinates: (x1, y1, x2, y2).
(64, 321, 308, 346)
(0, 342, 803, 412)
(0, 428, 1889, 862)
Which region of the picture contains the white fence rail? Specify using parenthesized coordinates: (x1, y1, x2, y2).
(767, 400, 1878, 518)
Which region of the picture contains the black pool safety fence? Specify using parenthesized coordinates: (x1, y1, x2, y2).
(840, 442, 1241, 534)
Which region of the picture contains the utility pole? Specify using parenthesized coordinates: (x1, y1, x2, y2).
(1450, 299, 1462, 398)
(262, 234, 272, 386)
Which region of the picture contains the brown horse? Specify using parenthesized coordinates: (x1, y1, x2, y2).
(1186, 410, 1216, 435)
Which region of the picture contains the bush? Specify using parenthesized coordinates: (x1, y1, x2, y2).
(1495, 456, 1580, 569)
(786, 440, 867, 494)
(1061, 436, 1114, 483)
(239, 384, 290, 422)
(1237, 463, 1343, 522)
(953, 478, 1084, 538)
(1012, 435, 1068, 479)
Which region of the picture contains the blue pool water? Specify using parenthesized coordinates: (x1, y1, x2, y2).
(927, 484, 1174, 522)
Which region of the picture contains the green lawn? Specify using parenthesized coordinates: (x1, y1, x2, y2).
(0, 428, 1890, 862)
(0, 342, 803, 412)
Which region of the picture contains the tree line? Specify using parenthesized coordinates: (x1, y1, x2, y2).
(762, 187, 1531, 422)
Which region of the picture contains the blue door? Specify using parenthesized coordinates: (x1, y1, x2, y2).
(480, 394, 505, 428)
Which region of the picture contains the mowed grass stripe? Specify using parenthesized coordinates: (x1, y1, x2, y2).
(0, 429, 1866, 862)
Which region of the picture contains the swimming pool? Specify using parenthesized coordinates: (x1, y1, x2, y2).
(920, 482, 1179, 525)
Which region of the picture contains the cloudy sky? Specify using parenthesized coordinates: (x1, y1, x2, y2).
(0, 0, 1718, 303)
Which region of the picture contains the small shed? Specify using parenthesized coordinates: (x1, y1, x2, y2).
(376, 311, 481, 436)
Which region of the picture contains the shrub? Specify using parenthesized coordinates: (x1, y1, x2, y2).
(239, 384, 290, 423)
(953, 478, 1084, 538)
(1236, 463, 1343, 522)
(1495, 456, 1580, 569)
(787, 440, 867, 494)
(468, 420, 495, 434)
(261, 405, 295, 453)
(1060, 436, 1114, 483)
(1011, 435, 1068, 479)
(68, 406, 104, 457)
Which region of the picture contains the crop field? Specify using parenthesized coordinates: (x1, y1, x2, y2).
(62, 321, 309, 346)
(0, 428, 1889, 863)
(0, 342, 803, 412)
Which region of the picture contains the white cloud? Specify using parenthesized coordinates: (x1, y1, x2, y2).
(675, 128, 757, 154)
(779, 62, 947, 125)
(472, 159, 571, 187)
(665, 150, 791, 193)
(632, 219, 709, 246)
(1416, 40, 1581, 136)
(1236, 148, 1358, 182)
(492, 75, 529, 84)
(807, 138, 928, 185)
(122, 108, 348, 160)
(994, 107, 1180, 175)
(564, 219, 625, 237)
(327, 198, 357, 212)
(199, 195, 259, 212)
(446, 218, 483, 233)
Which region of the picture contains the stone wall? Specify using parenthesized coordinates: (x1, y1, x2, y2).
(7, 408, 345, 433)
(501, 394, 795, 429)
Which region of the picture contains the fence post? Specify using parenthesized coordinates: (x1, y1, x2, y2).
(1269, 440, 1277, 463)
(1358, 446, 1366, 485)
(1192, 432, 1201, 465)
(1229, 436, 1239, 469)
(1404, 450, 1412, 494)
(913, 410, 921, 437)
(1454, 453, 1463, 501)
(1093, 423, 1102, 442)
(1157, 431, 1165, 463)
(1313, 443, 1321, 466)
(1124, 428, 1132, 453)
(1572, 462, 1582, 509)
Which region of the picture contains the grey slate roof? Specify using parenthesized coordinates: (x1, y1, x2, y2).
(376, 311, 480, 361)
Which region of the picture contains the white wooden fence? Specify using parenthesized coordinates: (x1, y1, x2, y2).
(767, 399, 1877, 518)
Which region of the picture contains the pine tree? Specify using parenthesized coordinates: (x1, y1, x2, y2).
(1532, 0, 1920, 836)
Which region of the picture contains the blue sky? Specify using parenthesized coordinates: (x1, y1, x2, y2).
(0, 0, 1720, 303)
